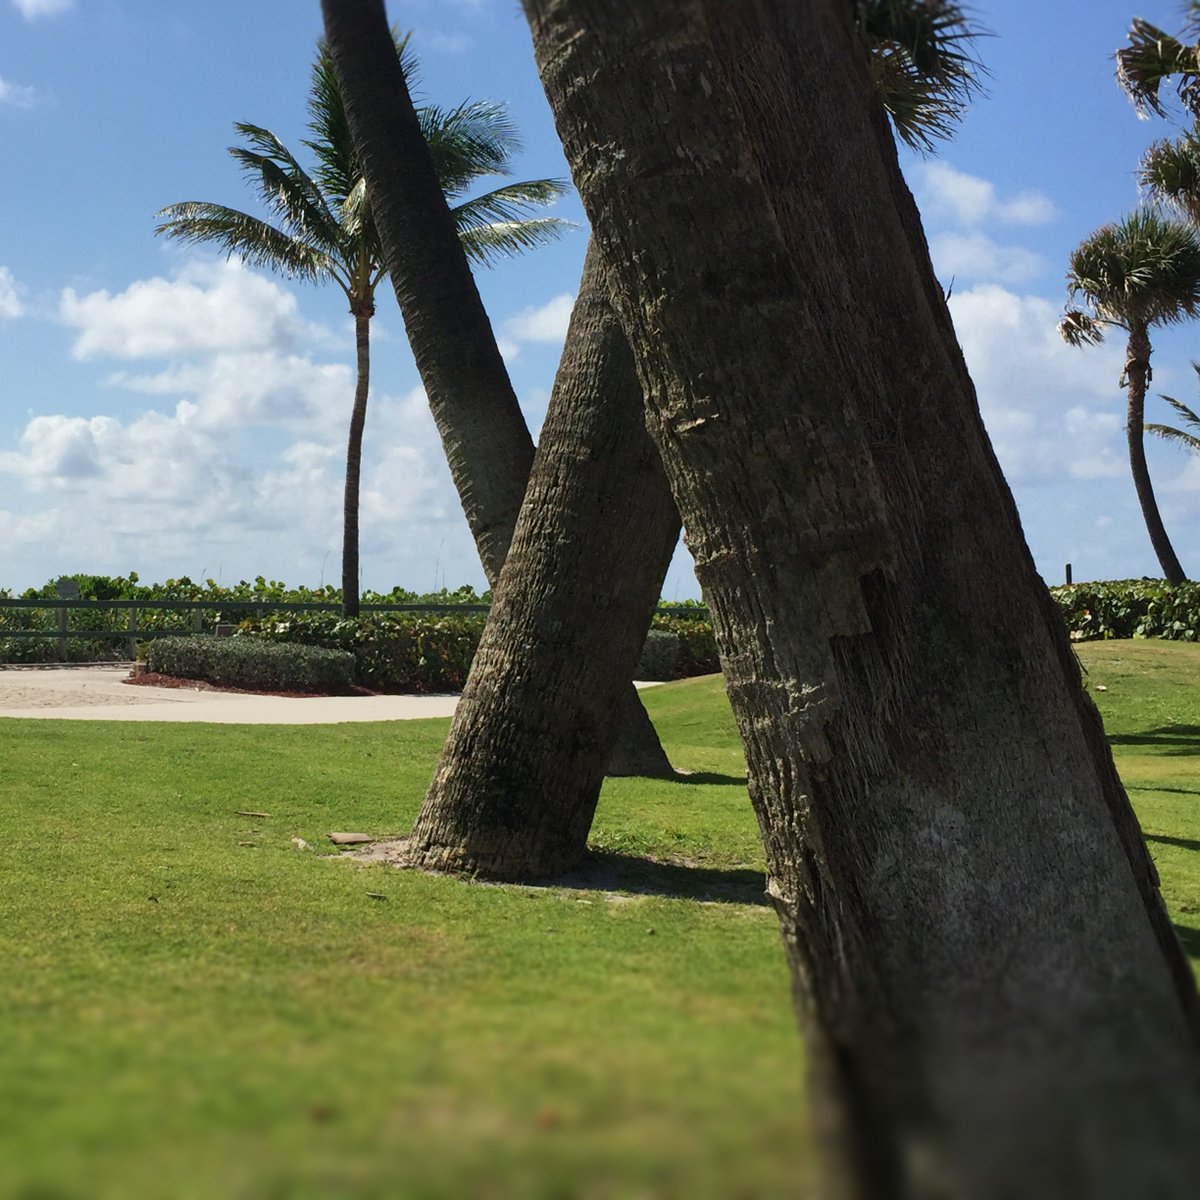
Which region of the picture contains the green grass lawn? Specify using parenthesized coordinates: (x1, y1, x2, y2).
(1, 643, 1197, 1199)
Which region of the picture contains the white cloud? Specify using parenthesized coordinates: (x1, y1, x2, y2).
(499, 293, 574, 362)
(60, 259, 323, 360)
(916, 162, 1057, 228)
(928, 231, 1044, 285)
(11, 0, 72, 19)
(0, 74, 37, 109)
(948, 283, 1126, 483)
(0, 266, 22, 319)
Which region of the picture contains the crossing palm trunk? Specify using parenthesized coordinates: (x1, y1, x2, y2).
(1125, 324, 1188, 583)
(406, 240, 681, 878)
(320, 0, 673, 776)
(524, 1, 1200, 1196)
(341, 309, 371, 618)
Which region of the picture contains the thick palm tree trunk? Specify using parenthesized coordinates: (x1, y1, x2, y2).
(341, 310, 371, 617)
(524, 1, 1200, 1196)
(1125, 326, 1188, 583)
(321, 0, 673, 777)
(406, 240, 680, 878)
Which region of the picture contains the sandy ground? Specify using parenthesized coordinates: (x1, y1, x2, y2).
(0, 665, 461, 724)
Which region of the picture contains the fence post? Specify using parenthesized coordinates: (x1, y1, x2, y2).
(193, 606, 203, 635)
(1065, 563, 1073, 586)
(128, 606, 138, 660)
(57, 606, 67, 661)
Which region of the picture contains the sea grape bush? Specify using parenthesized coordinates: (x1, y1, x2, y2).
(1049, 580, 1200, 641)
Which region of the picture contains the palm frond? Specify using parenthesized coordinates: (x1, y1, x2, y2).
(1058, 309, 1107, 347)
(229, 123, 343, 249)
(154, 202, 337, 283)
(1140, 128, 1200, 222)
(856, 0, 988, 151)
(421, 100, 523, 196)
(457, 218, 574, 266)
(1117, 18, 1200, 117)
(1065, 208, 1200, 330)
(1146, 421, 1200, 452)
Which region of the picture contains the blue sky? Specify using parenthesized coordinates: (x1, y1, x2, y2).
(2, 0, 1200, 597)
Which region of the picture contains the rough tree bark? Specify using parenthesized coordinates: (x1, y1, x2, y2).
(1124, 324, 1188, 583)
(405, 239, 681, 878)
(320, 0, 674, 775)
(341, 308, 372, 617)
(523, 1, 1200, 1196)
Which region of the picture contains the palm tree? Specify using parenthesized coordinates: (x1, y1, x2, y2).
(1059, 208, 1200, 582)
(156, 39, 568, 616)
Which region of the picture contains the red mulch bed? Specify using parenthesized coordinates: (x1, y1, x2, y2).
(122, 672, 380, 699)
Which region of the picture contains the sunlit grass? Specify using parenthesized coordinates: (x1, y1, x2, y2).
(1, 644, 1197, 1198)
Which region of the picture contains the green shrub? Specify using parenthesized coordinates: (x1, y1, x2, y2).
(240, 613, 486, 693)
(143, 636, 355, 693)
(651, 615, 720, 677)
(1050, 580, 1200, 641)
(636, 629, 680, 680)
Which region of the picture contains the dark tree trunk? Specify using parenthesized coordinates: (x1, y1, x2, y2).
(321, 0, 673, 776)
(524, 1, 1200, 1196)
(1125, 325, 1188, 583)
(341, 309, 371, 618)
(406, 241, 681, 878)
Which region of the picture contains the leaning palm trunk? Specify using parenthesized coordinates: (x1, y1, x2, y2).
(524, 0, 1200, 1196)
(341, 310, 372, 617)
(1124, 324, 1188, 583)
(405, 240, 680, 878)
(320, 0, 673, 777)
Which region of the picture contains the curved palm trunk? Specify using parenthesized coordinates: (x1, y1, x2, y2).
(524, 1, 1200, 1196)
(342, 310, 371, 618)
(406, 240, 680, 878)
(1125, 325, 1188, 583)
(321, 0, 673, 777)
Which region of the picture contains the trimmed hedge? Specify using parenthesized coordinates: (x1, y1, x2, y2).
(143, 636, 356, 693)
(240, 613, 484, 693)
(1050, 580, 1200, 642)
(636, 629, 681, 681)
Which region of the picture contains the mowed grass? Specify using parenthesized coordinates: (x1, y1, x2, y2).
(2, 644, 1198, 1199)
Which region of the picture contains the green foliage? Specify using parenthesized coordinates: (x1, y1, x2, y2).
(635, 629, 680, 681)
(651, 614, 720, 677)
(244, 612, 485, 693)
(143, 636, 356, 693)
(1051, 579, 1200, 641)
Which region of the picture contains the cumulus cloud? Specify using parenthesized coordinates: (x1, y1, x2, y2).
(928, 231, 1044, 285)
(11, 0, 72, 19)
(0, 266, 22, 319)
(948, 283, 1125, 484)
(0, 74, 37, 108)
(60, 259, 323, 360)
(498, 292, 574, 360)
(915, 162, 1057, 228)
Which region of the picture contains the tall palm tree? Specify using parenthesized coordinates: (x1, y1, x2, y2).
(1059, 208, 1200, 583)
(156, 39, 568, 616)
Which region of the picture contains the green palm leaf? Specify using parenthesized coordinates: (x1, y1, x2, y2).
(856, 0, 987, 150)
(154, 202, 336, 284)
(1118, 18, 1200, 117)
(1140, 129, 1200, 223)
(1148, 386, 1200, 453)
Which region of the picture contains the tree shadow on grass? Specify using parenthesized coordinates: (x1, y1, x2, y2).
(1126, 784, 1200, 797)
(541, 850, 768, 906)
(1145, 833, 1200, 853)
(1107, 725, 1200, 754)
(671, 770, 748, 786)
(1173, 923, 1200, 961)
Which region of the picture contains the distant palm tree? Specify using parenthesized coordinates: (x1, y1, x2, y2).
(156, 39, 568, 615)
(1059, 208, 1200, 583)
